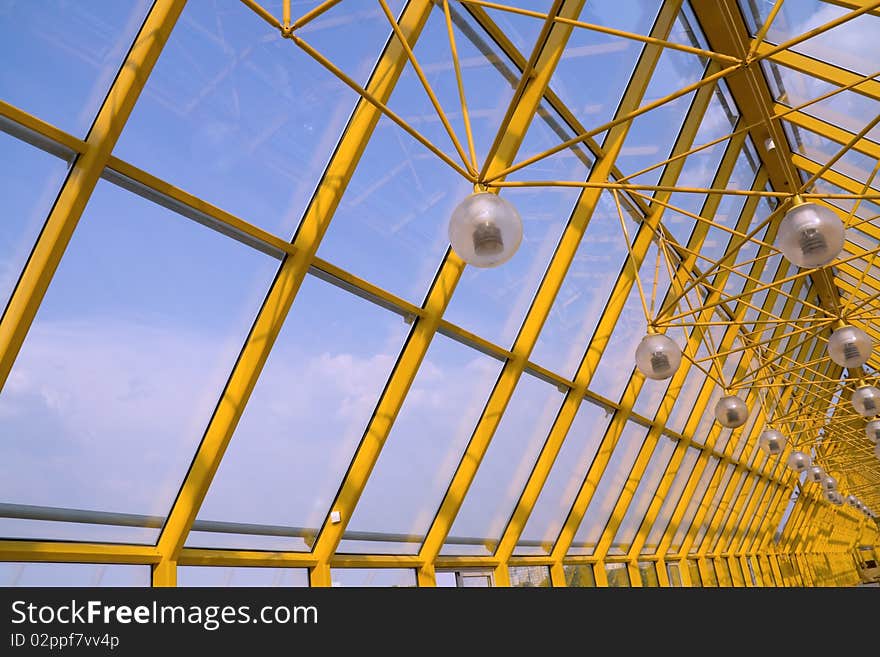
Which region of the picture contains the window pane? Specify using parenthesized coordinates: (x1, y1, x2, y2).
(442, 372, 565, 555)
(0, 0, 151, 135)
(330, 568, 416, 587)
(644, 447, 700, 553)
(341, 336, 503, 555)
(687, 559, 702, 586)
(0, 181, 277, 544)
(0, 134, 68, 314)
(638, 561, 659, 587)
(0, 563, 148, 587)
(178, 567, 308, 587)
(668, 456, 720, 552)
(509, 565, 551, 587)
(605, 562, 630, 587)
(564, 563, 596, 587)
(569, 422, 647, 555)
(515, 398, 610, 556)
(666, 561, 682, 587)
(192, 275, 407, 552)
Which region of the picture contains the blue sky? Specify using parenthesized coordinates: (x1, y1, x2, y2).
(0, 0, 853, 585)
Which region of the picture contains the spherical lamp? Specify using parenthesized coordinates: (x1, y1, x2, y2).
(827, 325, 872, 369)
(805, 465, 825, 484)
(851, 385, 880, 417)
(758, 429, 787, 456)
(775, 199, 845, 269)
(865, 418, 880, 443)
(786, 449, 812, 473)
(635, 333, 682, 380)
(714, 394, 749, 428)
(846, 494, 858, 507)
(448, 192, 523, 268)
(821, 474, 838, 492)
(825, 490, 843, 505)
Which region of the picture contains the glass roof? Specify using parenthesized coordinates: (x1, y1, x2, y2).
(0, 0, 877, 588)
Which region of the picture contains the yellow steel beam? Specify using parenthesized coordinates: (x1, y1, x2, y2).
(307, 0, 586, 588)
(155, 0, 436, 584)
(0, 541, 160, 565)
(0, 0, 186, 391)
(489, 0, 687, 568)
(0, 100, 87, 155)
(778, 105, 880, 161)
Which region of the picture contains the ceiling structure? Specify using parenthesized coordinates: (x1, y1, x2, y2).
(0, 0, 878, 587)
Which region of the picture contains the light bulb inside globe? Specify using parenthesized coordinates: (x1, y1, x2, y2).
(634, 333, 682, 380)
(759, 429, 787, 456)
(865, 418, 880, 444)
(448, 192, 523, 268)
(805, 465, 825, 484)
(851, 385, 880, 417)
(714, 394, 748, 428)
(785, 449, 811, 472)
(821, 474, 838, 492)
(775, 200, 845, 269)
(827, 325, 872, 369)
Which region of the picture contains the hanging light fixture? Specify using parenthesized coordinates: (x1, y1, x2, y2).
(448, 192, 522, 268)
(846, 494, 859, 507)
(865, 418, 880, 443)
(714, 394, 749, 428)
(825, 490, 843, 505)
(821, 474, 838, 492)
(758, 429, 787, 455)
(827, 325, 873, 369)
(634, 332, 682, 380)
(785, 449, 812, 473)
(775, 196, 845, 269)
(805, 465, 825, 484)
(851, 384, 880, 417)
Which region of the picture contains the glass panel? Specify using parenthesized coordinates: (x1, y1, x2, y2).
(644, 446, 700, 554)
(700, 559, 718, 587)
(435, 572, 458, 587)
(178, 567, 308, 587)
(715, 559, 732, 587)
(610, 436, 677, 554)
(788, 125, 880, 192)
(638, 561, 659, 587)
(563, 563, 596, 587)
(330, 568, 417, 587)
(668, 456, 720, 552)
(0, 181, 276, 544)
(548, 1, 660, 131)
(0, 0, 152, 135)
(666, 344, 710, 434)
(442, 372, 564, 555)
(569, 422, 647, 555)
(0, 133, 68, 314)
(666, 561, 682, 587)
(688, 464, 737, 551)
(116, 1, 404, 239)
(460, 574, 492, 587)
(687, 559, 702, 586)
(605, 562, 631, 587)
(515, 398, 610, 555)
(0, 563, 148, 587)
(341, 336, 503, 555)
(192, 274, 406, 552)
(529, 192, 630, 379)
(509, 565, 551, 587)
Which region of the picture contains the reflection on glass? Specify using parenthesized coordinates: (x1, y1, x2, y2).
(509, 565, 551, 587)
(178, 567, 308, 587)
(0, 0, 151, 135)
(0, 133, 69, 314)
(687, 559, 702, 586)
(330, 568, 417, 587)
(610, 437, 677, 554)
(644, 447, 699, 553)
(668, 456, 720, 551)
(689, 464, 736, 551)
(569, 422, 647, 554)
(341, 335, 503, 555)
(0, 181, 277, 544)
(442, 372, 564, 555)
(0, 563, 148, 587)
(700, 560, 718, 587)
(118, 1, 404, 239)
(515, 399, 610, 556)
(193, 274, 406, 552)
(564, 563, 596, 587)
(605, 562, 631, 587)
(666, 561, 682, 586)
(715, 559, 732, 587)
(638, 561, 659, 587)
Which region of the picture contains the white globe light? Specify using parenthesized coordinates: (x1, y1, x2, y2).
(866, 418, 880, 443)
(846, 494, 858, 507)
(448, 192, 523, 268)
(827, 325, 872, 369)
(825, 490, 843, 505)
(786, 449, 812, 473)
(851, 385, 880, 417)
(759, 429, 787, 455)
(634, 333, 682, 380)
(775, 201, 845, 268)
(714, 395, 749, 428)
(805, 465, 825, 484)
(821, 474, 838, 492)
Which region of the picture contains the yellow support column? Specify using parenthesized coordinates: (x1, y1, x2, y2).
(151, 559, 177, 588)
